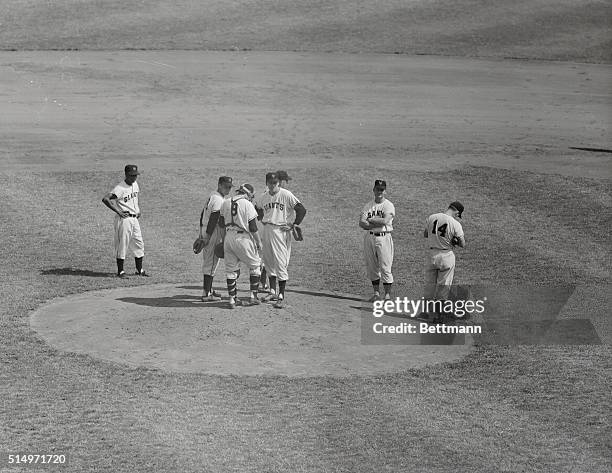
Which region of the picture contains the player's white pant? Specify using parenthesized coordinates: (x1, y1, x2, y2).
(261, 224, 291, 281)
(202, 226, 223, 276)
(114, 216, 144, 259)
(223, 230, 261, 275)
(363, 232, 394, 284)
(424, 249, 455, 300)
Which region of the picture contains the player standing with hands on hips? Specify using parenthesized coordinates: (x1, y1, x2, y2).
(255, 172, 306, 309)
(102, 164, 149, 278)
(359, 179, 395, 301)
(198, 176, 233, 301)
(422, 201, 465, 320)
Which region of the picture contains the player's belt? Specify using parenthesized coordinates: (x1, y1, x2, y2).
(370, 232, 388, 236)
(127, 213, 138, 217)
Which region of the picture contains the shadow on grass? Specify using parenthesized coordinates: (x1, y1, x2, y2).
(41, 267, 114, 278)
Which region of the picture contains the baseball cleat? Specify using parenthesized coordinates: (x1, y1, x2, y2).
(228, 298, 236, 309)
(261, 293, 278, 302)
(384, 293, 392, 300)
(202, 294, 222, 302)
(244, 297, 261, 306)
(117, 271, 128, 279)
(135, 270, 150, 277)
(368, 293, 381, 302)
(273, 298, 285, 309)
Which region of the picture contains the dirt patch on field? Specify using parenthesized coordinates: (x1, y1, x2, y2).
(29, 283, 472, 376)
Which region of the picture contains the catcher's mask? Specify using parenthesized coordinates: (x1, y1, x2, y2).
(237, 183, 255, 200)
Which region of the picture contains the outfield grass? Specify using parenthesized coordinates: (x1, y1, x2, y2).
(1, 1, 610, 471)
(1, 166, 610, 471)
(1, 0, 610, 63)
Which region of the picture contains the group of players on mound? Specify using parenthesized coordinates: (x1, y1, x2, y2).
(103, 165, 465, 317)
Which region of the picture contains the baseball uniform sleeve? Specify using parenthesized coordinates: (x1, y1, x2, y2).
(285, 190, 300, 209)
(111, 184, 125, 200)
(385, 201, 395, 218)
(452, 220, 464, 238)
(209, 193, 224, 212)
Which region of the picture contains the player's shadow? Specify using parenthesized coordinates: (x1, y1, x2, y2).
(177, 286, 364, 302)
(41, 267, 114, 278)
(285, 289, 363, 302)
(116, 294, 230, 309)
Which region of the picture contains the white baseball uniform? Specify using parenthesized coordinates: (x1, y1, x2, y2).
(111, 180, 144, 259)
(255, 188, 300, 281)
(221, 195, 261, 274)
(361, 199, 395, 283)
(424, 212, 464, 300)
(201, 190, 226, 276)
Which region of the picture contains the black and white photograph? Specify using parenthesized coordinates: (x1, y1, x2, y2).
(1, 1, 610, 472)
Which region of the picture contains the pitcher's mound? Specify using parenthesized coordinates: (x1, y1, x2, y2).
(30, 284, 473, 377)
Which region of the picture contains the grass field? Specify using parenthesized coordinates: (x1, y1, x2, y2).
(1, 1, 611, 472)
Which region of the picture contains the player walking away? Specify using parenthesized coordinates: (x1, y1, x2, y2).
(422, 201, 465, 321)
(199, 176, 233, 302)
(255, 172, 307, 309)
(359, 179, 395, 301)
(102, 164, 149, 278)
(218, 184, 263, 309)
(259, 169, 293, 292)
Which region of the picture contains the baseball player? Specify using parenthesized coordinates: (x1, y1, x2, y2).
(218, 183, 263, 309)
(259, 169, 292, 292)
(102, 164, 149, 278)
(198, 176, 233, 301)
(359, 179, 395, 301)
(255, 172, 306, 309)
(422, 201, 466, 319)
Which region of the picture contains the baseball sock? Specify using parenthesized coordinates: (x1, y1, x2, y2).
(203, 275, 213, 296)
(116, 258, 125, 274)
(135, 257, 143, 273)
(227, 278, 237, 297)
(268, 275, 277, 294)
(278, 280, 287, 299)
(372, 279, 380, 295)
(249, 275, 260, 298)
(383, 283, 392, 297)
(260, 267, 267, 286)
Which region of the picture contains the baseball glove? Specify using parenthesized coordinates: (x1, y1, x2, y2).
(291, 225, 304, 242)
(214, 241, 225, 259)
(193, 236, 206, 254)
(450, 236, 461, 247)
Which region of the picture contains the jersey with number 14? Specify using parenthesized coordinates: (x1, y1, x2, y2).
(221, 195, 257, 232)
(425, 213, 463, 250)
(256, 188, 300, 225)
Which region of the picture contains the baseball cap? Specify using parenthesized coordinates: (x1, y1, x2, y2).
(266, 172, 279, 183)
(276, 170, 292, 181)
(373, 179, 387, 189)
(124, 164, 140, 175)
(218, 176, 234, 186)
(449, 201, 464, 218)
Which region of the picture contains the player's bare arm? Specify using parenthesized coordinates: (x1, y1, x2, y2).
(102, 193, 129, 218)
